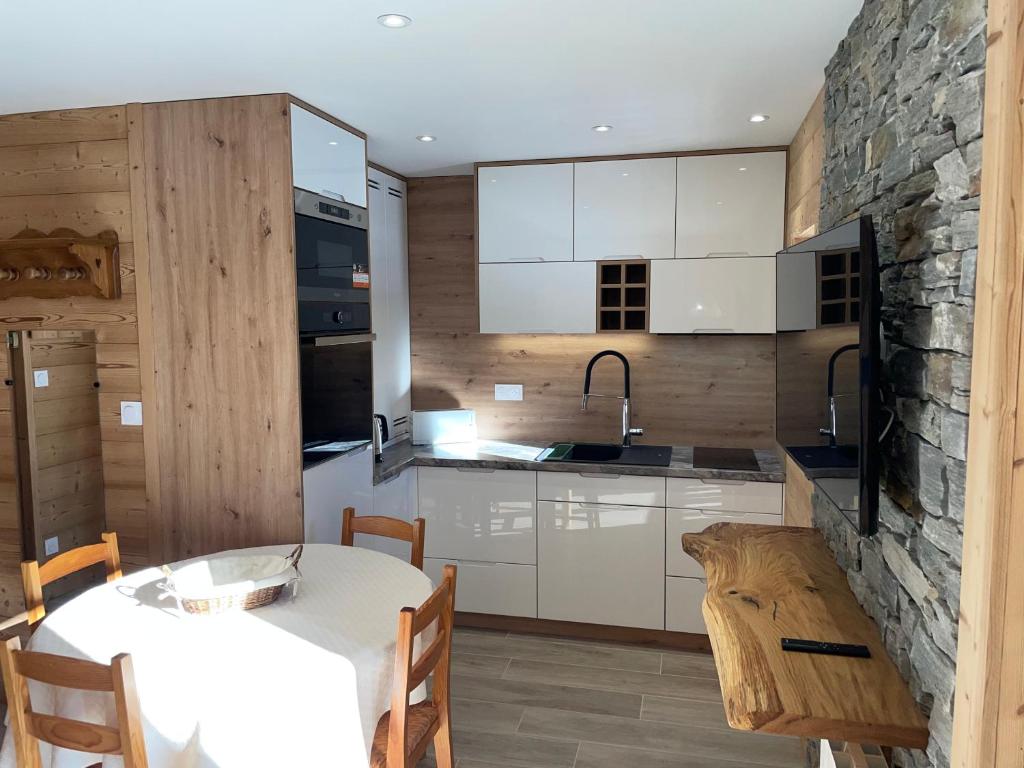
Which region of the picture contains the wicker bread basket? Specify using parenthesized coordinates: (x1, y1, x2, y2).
(160, 545, 303, 615)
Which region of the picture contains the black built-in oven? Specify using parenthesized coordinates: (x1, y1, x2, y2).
(294, 189, 371, 336)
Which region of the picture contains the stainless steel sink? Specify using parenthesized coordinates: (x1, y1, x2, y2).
(538, 442, 672, 467)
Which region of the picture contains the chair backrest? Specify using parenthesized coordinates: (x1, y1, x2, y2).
(22, 532, 122, 625)
(0, 635, 148, 768)
(387, 564, 456, 768)
(341, 507, 425, 570)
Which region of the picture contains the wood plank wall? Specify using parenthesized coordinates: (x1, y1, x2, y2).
(785, 88, 824, 246)
(0, 106, 150, 615)
(140, 95, 303, 560)
(951, 0, 1024, 763)
(407, 176, 777, 448)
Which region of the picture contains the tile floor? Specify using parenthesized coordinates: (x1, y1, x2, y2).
(421, 627, 804, 767)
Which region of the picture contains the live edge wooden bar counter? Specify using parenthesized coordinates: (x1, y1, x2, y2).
(681, 523, 929, 752)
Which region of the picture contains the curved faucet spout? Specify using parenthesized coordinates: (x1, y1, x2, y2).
(580, 350, 642, 446)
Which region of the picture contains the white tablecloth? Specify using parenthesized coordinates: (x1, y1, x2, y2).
(0, 544, 435, 767)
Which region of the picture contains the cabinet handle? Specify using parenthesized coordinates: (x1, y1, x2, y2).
(700, 479, 747, 486)
(456, 467, 496, 474)
(706, 251, 750, 257)
(693, 328, 736, 334)
(579, 472, 618, 479)
(449, 559, 500, 568)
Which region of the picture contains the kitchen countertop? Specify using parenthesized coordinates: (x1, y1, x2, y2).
(374, 438, 785, 485)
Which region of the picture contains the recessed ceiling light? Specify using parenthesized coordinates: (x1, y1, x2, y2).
(416, 135, 436, 142)
(328, 141, 338, 146)
(716, 201, 724, 206)
(749, 114, 769, 123)
(378, 13, 412, 28)
(621, 172, 629, 177)
(738, 167, 747, 171)
(592, 125, 613, 133)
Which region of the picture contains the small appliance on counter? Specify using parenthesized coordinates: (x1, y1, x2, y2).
(411, 409, 477, 446)
(372, 413, 389, 462)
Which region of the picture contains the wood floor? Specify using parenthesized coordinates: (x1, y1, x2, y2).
(423, 628, 804, 768)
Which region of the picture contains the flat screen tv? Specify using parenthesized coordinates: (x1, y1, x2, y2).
(775, 216, 881, 535)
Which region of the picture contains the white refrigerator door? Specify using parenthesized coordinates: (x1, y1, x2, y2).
(302, 443, 373, 544)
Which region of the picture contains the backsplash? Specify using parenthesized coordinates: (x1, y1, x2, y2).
(812, 1, 985, 766)
(406, 176, 778, 449)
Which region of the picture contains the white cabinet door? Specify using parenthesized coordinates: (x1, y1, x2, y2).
(369, 168, 411, 437)
(665, 576, 707, 634)
(666, 477, 784, 515)
(424, 558, 537, 617)
(479, 262, 596, 334)
(537, 471, 666, 507)
(477, 163, 573, 263)
(675, 151, 785, 259)
(649, 257, 775, 334)
(291, 104, 367, 207)
(573, 158, 676, 261)
(538, 501, 665, 629)
(418, 467, 537, 564)
(666, 508, 781, 578)
(366, 467, 418, 561)
(302, 444, 373, 544)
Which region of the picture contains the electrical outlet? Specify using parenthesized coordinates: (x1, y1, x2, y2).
(33, 369, 48, 388)
(494, 384, 524, 401)
(44, 536, 58, 556)
(120, 401, 143, 426)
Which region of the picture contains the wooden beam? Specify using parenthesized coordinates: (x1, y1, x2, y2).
(951, 1, 1024, 765)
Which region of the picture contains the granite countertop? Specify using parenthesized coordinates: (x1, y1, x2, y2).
(374, 438, 785, 485)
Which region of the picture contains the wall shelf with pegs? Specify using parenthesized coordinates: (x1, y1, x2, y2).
(0, 228, 121, 300)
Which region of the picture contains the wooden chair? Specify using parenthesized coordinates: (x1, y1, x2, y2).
(371, 564, 457, 768)
(0, 635, 148, 767)
(21, 532, 122, 626)
(341, 507, 426, 571)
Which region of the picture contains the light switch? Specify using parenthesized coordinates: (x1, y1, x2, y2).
(120, 401, 143, 426)
(33, 369, 48, 388)
(495, 384, 524, 401)
(44, 536, 58, 556)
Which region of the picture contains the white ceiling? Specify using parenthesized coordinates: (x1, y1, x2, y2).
(1, 0, 862, 176)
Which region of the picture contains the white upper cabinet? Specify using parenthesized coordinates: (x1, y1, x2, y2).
(477, 163, 573, 263)
(291, 104, 367, 207)
(368, 167, 411, 437)
(573, 158, 676, 261)
(479, 261, 596, 334)
(675, 151, 785, 258)
(649, 257, 776, 334)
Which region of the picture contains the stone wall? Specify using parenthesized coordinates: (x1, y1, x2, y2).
(812, 1, 986, 766)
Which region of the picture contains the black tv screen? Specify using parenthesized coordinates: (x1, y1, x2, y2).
(775, 215, 881, 535)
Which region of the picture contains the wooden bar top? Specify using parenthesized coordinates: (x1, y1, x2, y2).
(681, 523, 929, 749)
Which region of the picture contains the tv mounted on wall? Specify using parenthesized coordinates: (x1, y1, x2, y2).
(775, 215, 882, 535)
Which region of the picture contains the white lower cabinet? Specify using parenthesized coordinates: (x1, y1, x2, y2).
(665, 576, 707, 634)
(303, 444, 372, 545)
(538, 501, 665, 630)
(418, 466, 536, 564)
(366, 466, 418, 562)
(537, 471, 666, 507)
(666, 477, 784, 515)
(425, 558, 537, 617)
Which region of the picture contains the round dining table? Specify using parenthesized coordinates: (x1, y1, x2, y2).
(0, 543, 436, 768)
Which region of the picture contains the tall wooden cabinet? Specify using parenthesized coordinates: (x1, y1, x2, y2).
(369, 167, 411, 438)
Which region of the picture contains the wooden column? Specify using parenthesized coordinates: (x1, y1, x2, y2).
(951, 1, 1024, 765)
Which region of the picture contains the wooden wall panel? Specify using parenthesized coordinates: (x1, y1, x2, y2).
(951, 0, 1024, 764)
(786, 89, 824, 246)
(407, 176, 777, 448)
(0, 104, 152, 600)
(141, 95, 303, 561)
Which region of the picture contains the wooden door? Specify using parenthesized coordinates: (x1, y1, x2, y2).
(9, 330, 106, 597)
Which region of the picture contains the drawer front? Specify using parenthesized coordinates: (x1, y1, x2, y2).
(666, 477, 782, 515)
(418, 467, 537, 564)
(424, 558, 537, 618)
(666, 509, 783, 578)
(537, 471, 666, 507)
(538, 501, 665, 630)
(666, 576, 707, 635)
